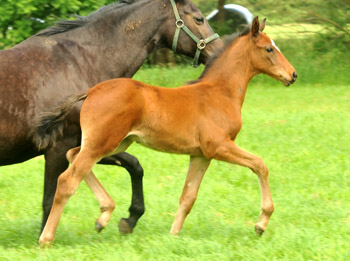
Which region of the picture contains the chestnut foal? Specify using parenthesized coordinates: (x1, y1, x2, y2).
(38, 17, 297, 245)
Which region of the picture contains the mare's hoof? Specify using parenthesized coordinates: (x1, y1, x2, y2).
(118, 218, 133, 234)
(95, 220, 105, 233)
(255, 225, 265, 236)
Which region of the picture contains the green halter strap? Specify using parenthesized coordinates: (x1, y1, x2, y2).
(170, 0, 220, 67)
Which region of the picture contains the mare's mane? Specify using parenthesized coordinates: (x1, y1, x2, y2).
(189, 25, 251, 84)
(36, 0, 140, 36)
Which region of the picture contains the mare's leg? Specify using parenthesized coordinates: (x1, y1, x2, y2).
(67, 147, 116, 233)
(213, 140, 274, 235)
(42, 139, 73, 233)
(170, 156, 211, 234)
(39, 148, 99, 246)
(98, 152, 145, 234)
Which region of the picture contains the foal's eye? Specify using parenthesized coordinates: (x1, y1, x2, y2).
(266, 47, 273, 53)
(194, 17, 204, 24)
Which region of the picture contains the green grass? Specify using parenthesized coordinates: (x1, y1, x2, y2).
(0, 65, 349, 260)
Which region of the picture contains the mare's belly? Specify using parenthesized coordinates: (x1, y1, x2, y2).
(0, 121, 39, 165)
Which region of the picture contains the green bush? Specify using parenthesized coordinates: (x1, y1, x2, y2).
(0, 0, 114, 49)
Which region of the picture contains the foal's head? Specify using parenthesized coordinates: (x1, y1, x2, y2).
(248, 17, 297, 86)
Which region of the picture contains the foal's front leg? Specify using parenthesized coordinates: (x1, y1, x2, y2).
(214, 140, 274, 235)
(170, 156, 211, 234)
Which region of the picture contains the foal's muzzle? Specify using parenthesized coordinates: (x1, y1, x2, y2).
(284, 71, 298, 87)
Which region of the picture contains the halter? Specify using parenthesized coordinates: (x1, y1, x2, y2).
(170, 0, 220, 67)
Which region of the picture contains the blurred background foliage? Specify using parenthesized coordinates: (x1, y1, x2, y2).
(0, 0, 349, 84)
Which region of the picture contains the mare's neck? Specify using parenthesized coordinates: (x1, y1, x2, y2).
(202, 36, 256, 106)
(54, 0, 168, 81)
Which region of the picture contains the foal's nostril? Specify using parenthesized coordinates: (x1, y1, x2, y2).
(293, 71, 298, 80)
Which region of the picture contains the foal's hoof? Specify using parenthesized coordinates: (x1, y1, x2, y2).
(254, 225, 265, 236)
(39, 239, 54, 248)
(95, 220, 105, 233)
(118, 218, 133, 234)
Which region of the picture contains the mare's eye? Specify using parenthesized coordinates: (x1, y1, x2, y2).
(266, 47, 273, 53)
(194, 17, 204, 24)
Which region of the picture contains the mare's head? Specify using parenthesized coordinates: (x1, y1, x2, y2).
(248, 17, 297, 86)
(162, 0, 223, 66)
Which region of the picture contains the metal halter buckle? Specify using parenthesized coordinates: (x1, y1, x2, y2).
(170, 0, 219, 67)
(176, 19, 184, 28)
(197, 39, 206, 50)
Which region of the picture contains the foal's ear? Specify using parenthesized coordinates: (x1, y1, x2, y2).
(260, 18, 266, 32)
(251, 16, 260, 37)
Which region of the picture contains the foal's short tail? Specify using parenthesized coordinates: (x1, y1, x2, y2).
(33, 93, 88, 151)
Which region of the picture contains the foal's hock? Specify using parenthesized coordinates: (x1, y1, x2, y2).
(38, 17, 297, 246)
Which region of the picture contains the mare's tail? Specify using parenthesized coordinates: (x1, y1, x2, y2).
(32, 93, 88, 151)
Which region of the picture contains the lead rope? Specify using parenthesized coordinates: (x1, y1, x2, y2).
(170, 0, 219, 67)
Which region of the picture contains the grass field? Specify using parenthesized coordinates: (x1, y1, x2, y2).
(0, 65, 349, 260)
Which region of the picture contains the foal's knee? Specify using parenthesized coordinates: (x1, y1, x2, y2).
(251, 157, 268, 177)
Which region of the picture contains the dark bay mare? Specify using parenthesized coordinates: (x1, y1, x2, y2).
(35, 17, 297, 245)
(0, 0, 222, 235)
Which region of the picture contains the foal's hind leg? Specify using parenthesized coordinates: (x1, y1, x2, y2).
(67, 147, 116, 233)
(170, 156, 211, 234)
(98, 153, 145, 234)
(213, 140, 274, 236)
(39, 149, 99, 246)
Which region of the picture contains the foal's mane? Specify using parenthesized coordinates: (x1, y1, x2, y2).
(189, 26, 251, 84)
(36, 0, 141, 36)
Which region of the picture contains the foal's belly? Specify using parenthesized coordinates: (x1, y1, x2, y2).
(127, 131, 202, 156)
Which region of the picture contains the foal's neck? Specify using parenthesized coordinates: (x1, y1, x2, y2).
(202, 36, 256, 106)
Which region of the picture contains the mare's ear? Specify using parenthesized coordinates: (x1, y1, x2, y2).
(251, 16, 260, 37)
(260, 18, 266, 32)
